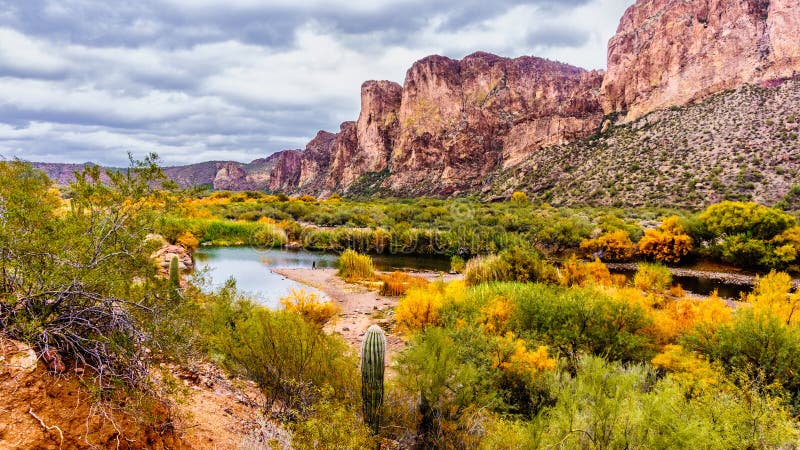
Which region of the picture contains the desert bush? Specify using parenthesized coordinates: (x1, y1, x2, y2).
(634, 262, 672, 292)
(559, 256, 613, 287)
(535, 356, 798, 449)
(638, 216, 693, 263)
(505, 283, 655, 366)
(176, 231, 200, 250)
(395, 281, 466, 333)
(279, 289, 340, 326)
(580, 230, 636, 262)
(685, 308, 800, 411)
(252, 222, 288, 247)
(337, 249, 374, 281)
(378, 271, 428, 297)
(700, 201, 796, 241)
(464, 255, 507, 285)
(0, 157, 190, 390)
(289, 393, 374, 450)
(450, 255, 466, 273)
(203, 290, 357, 414)
(509, 191, 529, 204)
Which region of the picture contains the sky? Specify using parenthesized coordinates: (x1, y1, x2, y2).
(0, 0, 635, 167)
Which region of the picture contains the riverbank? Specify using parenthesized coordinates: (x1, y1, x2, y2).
(605, 263, 800, 289)
(272, 268, 462, 355)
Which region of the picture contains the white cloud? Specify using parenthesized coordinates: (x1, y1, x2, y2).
(0, 0, 636, 166)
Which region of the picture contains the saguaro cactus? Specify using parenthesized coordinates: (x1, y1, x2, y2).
(361, 324, 386, 438)
(169, 255, 181, 301)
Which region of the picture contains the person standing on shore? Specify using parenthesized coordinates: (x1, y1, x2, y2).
(312, 261, 316, 270)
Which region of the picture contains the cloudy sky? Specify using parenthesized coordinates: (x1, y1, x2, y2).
(0, 0, 634, 167)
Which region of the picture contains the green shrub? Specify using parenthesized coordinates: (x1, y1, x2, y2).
(337, 249, 374, 281)
(203, 287, 357, 415)
(464, 255, 508, 286)
(685, 308, 800, 411)
(450, 255, 466, 273)
(535, 356, 798, 449)
(633, 262, 672, 291)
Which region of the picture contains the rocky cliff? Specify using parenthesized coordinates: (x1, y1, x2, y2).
(30, 0, 800, 206)
(386, 52, 604, 195)
(602, 0, 800, 121)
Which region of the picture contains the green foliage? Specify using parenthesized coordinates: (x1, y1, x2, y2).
(337, 249, 375, 281)
(700, 201, 796, 240)
(534, 356, 798, 449)
(685, 308, 800, 411)
(450, 255, 466, 273)
(503, 283, 655, 366)
(633, 262, 673, 292)
(361, 325, 386, 436)
(464, 247, 554, 286)
(0, 156, 189, 390)
(202, 285, 357, 415)
(289, 394, 375, 450)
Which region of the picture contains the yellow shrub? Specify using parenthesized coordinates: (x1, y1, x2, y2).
(176, 231, 200, 251)
(652, 344, 720, 394)
(481, 296, 514, 334)
(633, 263, 672, 292)
(745, 270, 800, 326)
(580, 230, 636, 262)
(492, 333, 556, 378)
(395, 285, 444, 333)
(280, 289, 340, 326)
(638, 216, 693, 263)
(395, 281, 466, 334)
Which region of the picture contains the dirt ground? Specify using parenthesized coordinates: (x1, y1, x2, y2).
(271, 268, 461, 356)
(0, 340, 287, 450)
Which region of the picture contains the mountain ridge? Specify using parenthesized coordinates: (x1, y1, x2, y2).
(27, 0, 800, 207)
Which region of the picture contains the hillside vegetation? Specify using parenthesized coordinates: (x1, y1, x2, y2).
(488, 79, 800, 208)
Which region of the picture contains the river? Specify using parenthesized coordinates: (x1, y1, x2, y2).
(193, 246, 450, 307)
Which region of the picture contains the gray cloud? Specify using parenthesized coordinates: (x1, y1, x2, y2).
(0, 0, 635, 167)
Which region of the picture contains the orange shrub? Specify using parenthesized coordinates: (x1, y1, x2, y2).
(176, 231, 200, 251)
(280, 289, 340, 326)
(559, 256, 613, 287)
(492, 333, 557, 378)
(652, 344, 720, 394)
(480, 296, 514, 334)
(580, 230, 636, 262)
(378, 271, 428, 297)
(638, 216, 693, 263)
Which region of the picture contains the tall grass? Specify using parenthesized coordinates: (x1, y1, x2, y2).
(634, 263, 672, 292)
(337, 249, 374, 281)
(157, 216, 287, 247)
(464, 255, 507, 286)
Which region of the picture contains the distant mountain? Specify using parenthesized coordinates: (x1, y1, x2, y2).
(30, 0, 800, 207)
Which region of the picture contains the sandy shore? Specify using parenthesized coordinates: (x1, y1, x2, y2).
(271, 268, 461, 355)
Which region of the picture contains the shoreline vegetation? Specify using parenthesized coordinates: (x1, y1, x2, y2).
(5, 158, 800, 448)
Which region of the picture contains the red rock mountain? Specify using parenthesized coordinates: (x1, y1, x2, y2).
(31, 0, 800, 201)
(602, 0, 800, 121)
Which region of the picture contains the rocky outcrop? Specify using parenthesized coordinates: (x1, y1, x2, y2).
(387, 52, 604, 194)
(602, 0, 800, 122)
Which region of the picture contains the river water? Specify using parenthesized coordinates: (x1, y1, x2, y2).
(193, 246, 449, 307)
(194, 246, 752, 307)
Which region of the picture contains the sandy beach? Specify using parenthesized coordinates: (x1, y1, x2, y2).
(271, 268, 461, 355)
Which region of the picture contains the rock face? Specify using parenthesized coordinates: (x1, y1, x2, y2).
(602, 0, 800, 121)
(387, 53, 604, 194)
(30, 0, 800, 202)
